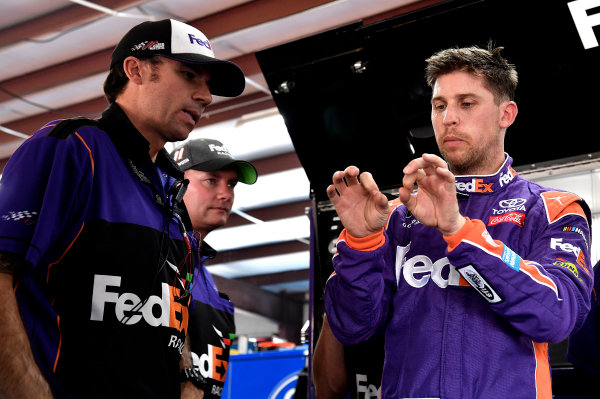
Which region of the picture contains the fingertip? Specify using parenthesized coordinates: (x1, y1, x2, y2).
(347, 165, 360, 176)
(325, 185, 337, 198)
(397, 187, 409, 203)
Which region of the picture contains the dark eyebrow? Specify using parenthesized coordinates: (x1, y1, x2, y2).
(456, 93, 481, 101)
(431, 93, 481, 104)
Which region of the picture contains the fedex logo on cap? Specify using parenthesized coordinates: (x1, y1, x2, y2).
(171, 19, 215, 57)
(188, 34, 212, 51)
(209, 143, 232, 157)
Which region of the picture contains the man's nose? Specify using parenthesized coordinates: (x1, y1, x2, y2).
(443, 105, 459, 125)
(217, 182, 234, 201)
(194, 83, 212, 106)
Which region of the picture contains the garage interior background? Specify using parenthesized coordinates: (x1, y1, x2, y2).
(1, 0, 599, 349)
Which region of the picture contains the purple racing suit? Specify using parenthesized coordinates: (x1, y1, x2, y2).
(325, 154, 593, 399)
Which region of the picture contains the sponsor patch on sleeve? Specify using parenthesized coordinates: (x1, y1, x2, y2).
(561, 225, 589, 249)
(457, 265, 503, 304)
(501, 245, 521, 271)
(554, 258, 582, 282)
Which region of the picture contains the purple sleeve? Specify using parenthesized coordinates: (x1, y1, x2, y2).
(324, 234, 395, 345)
(447, 205, 593, 343)
(0, 125, 93, 269)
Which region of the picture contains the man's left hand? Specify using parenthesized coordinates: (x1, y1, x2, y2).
(398, 153, 466, 236)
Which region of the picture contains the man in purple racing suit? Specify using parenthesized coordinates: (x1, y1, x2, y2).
(172, 138, 258, 398)
(324, 44, 593, 398)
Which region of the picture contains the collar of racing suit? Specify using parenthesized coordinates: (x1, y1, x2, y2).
(454, 153, 517, 196)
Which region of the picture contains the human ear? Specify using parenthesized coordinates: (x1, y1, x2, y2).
(499, 101, 518, 129)
(122, 56, 144, 85)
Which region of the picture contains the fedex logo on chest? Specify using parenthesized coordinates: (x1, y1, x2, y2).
(455, 178, 493, 193)
(90, 274, 188, 332)
(395, 244, 462, 288)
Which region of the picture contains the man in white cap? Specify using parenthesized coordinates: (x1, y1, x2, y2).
(0, 19, 245, 398)
(170, 138, 257, 399)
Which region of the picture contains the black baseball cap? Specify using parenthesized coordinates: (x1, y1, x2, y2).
(110, 19, 245, 97)
(170, 138, 258, 185)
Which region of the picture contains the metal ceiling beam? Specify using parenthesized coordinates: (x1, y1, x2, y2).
(0, 52, 263, 102)
(0, 0, 436, 104)
(2, 97, 107, 138)
(238, 268, 309, 286)
(362, 0, 447, 24)
(227, 198, 310, 228)
(0, 0, 146, 49)
(0, 0, 442, 146)
(251, 151, 303, 175)
(196, 93, 275, 129)
(0, 0, 324, 101)
(189, 0, 336, 38)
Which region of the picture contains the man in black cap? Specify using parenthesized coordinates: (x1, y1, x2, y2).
(170, 138, 257, 399)
(0, 19, 245, 398)
(171, 138, 257, 241)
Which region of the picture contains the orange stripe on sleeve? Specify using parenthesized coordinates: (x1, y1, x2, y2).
(444, 219, 559, 293)
(520, 260, 558, 293)
(533, 342, 552, 399)
(47, 223, 85, 283)
(53, 315, 62, 373)
(46, 132, 94, 283)
(74, 132, 95, 176)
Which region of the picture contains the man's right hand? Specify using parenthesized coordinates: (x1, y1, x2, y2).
(326, 166, 389, 238)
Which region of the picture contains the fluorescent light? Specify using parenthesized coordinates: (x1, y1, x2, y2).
(166, 109, 294, 161)
(207, 215, 310, 251)
(207, 251, 309, 278)
(234, 167, 309, 209)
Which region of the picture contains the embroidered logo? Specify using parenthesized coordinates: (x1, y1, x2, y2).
(455, 178, 493, 193)
(561, 225, 589, 249)
(172, 147, 185, 162)
(458, 265, 503, 303)
(492, 198, 526, 216)
(488, 212, 525, 227)
(1, 210, 39, 225)
(131, 41, 165, 51)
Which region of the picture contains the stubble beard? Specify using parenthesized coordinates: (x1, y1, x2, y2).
(441, 145, 491, 176)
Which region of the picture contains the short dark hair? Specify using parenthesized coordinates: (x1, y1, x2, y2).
(425, 42, 518, 103)
(102, 56, 163, 103)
